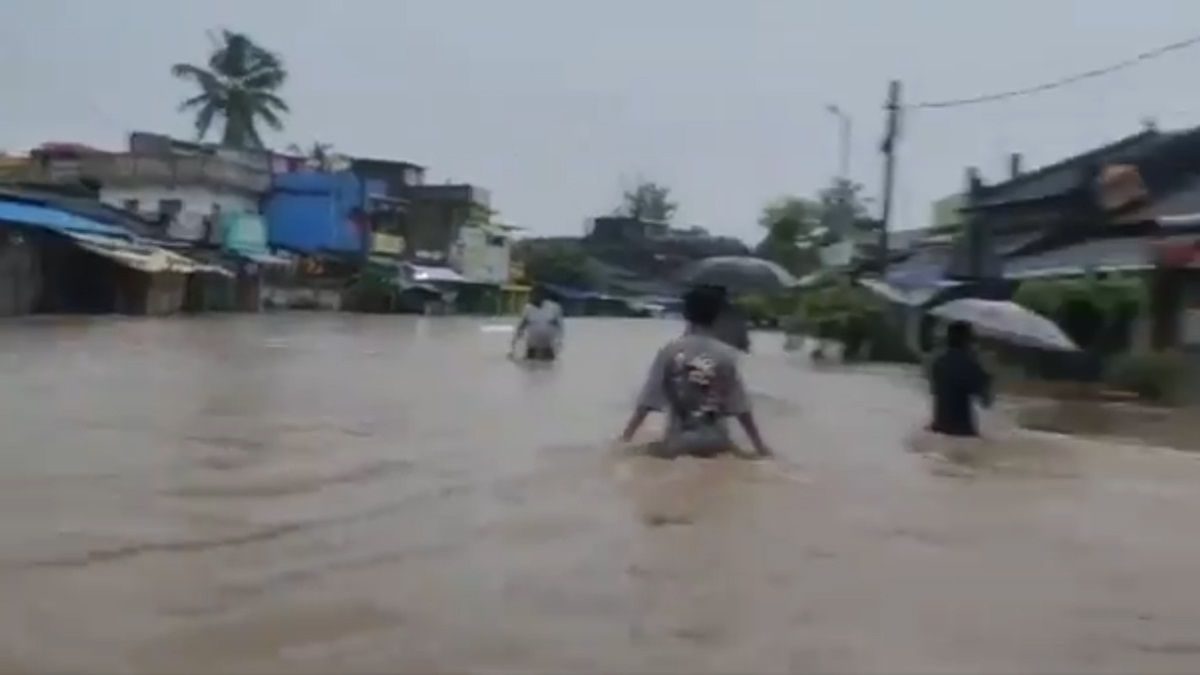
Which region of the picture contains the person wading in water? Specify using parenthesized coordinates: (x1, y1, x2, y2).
(928, 321, 993, 437)
(511, 287, 564, 361)
(621, 285, 772, 458)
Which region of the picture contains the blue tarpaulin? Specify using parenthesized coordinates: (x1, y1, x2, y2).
(265, 171, 365, 254)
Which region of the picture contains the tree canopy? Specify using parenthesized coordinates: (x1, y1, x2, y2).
(514, 239, 596, 289)
(755, 178, 875, 274)
(173, 30, 289, 149)
(616, 180, 677, 222)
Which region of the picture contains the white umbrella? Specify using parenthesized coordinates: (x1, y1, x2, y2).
(930, 298, 1078, 352)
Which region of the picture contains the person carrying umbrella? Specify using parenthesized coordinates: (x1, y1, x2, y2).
(681, 256, 799, 353)
(928, 321, 993, 437)
(620, 285, 772, 458)
(709, 286, 751, 352)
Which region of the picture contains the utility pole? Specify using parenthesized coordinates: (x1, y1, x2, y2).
(878, 80, 902, 270)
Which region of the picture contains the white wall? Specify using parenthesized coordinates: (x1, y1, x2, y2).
(100, 185, 259, 243)
(451, 226, 510, 284)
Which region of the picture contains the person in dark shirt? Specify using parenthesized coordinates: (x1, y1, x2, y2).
(929, 321, 992, 437)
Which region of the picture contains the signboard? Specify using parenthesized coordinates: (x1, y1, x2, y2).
(1096, 164, 1147, 213)
(1155, 239, 1199, 268)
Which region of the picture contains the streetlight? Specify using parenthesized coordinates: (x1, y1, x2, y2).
(825, 104, 852, 181)
(824, 104, 854, 252)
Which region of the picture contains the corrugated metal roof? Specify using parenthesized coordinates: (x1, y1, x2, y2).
(0, 198, 130, 237)
(885, 246, 951, 289)
(65, 232, 232, 277)
(236, 250, 291, 266)
(1004, 237, 1155, 279)
(971, 130, 1162, 209)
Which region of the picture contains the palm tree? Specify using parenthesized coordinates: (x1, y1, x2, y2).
(172, 30, 289, 149)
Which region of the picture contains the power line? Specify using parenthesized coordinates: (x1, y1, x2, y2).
(909, 32, 1200, 110)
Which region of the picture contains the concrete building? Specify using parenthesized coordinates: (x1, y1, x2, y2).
(26, 133, 271, 245)
(404, 183, 491, 266)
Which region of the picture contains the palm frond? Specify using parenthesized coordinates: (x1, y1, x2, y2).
(194, 102, 218, 140)
(254, 103, 285, 131)
(171, 64, 224, 94)
(177, 93, 211, 111)
(210, 30, 251, 78)
(243, 64, 287, 91)
(255, 92, 290, 113)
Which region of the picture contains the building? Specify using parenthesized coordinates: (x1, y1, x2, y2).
(587, 216, 669, 243)
(451, 221, 516, 284)
(882, 125, 1200, 353)
(0, 191, 230, 316)
(351, 157, 426, 197)
(404, 183, 490, 265)
(264, 171, 366, 255)
(26, 133, 271, 245)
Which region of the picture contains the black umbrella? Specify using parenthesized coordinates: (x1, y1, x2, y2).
(681, 256, 799, 294)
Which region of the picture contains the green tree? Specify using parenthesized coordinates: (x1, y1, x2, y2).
(816, 178, 873, 239)
(755, 197, 821, 275)
(173, 30, 289, 149)
(1013, 274, 1145, 353)
(758, 196, 819, 232)
(616, 180, 677, 222)
(515, 239, 596, 289)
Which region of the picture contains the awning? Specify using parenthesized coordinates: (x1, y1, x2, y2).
(400, 263, 494, 283)
(0, 198, 131, 237)
(405, 263, 469, 284)
(231, 249, 291, 266)
(66, 232, 233, 277)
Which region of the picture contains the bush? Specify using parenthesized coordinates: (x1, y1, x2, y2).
(1105, 352, 1192, 404)
(1013, 273, 1146, 353)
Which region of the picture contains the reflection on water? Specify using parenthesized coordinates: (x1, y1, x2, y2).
(3, 315, 1200, 673)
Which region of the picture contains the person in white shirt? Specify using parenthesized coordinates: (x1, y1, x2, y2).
(511, 287, 564, 361)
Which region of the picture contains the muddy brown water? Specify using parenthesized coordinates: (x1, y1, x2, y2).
(3, 315, 1200, 673)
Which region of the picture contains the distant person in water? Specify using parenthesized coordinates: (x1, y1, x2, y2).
(929, 321, 993, 437)
(511, 287, 564, 361)
(621, 285, 772, 458)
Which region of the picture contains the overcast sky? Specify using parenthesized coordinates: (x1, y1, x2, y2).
(3, 0, 1200, 241)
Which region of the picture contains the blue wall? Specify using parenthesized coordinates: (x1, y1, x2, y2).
(265, 171, 365, 254)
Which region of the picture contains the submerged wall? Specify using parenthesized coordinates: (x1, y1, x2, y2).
(0, 228, 41, 316)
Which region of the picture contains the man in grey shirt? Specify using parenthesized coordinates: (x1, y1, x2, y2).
(620, 285, 772, 458)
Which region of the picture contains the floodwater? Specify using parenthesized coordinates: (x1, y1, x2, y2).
(3, 315, 1200, 673)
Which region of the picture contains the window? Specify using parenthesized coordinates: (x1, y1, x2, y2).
(122, 199, 140, 213)
(158, 199, 183, 216)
